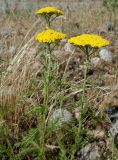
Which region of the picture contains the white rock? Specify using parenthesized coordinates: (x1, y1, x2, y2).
(49, 108, 72, 127)
(91, 57, 101, 67)
(77, 142, 101, 160)
(9, 46, 16, 55)
(64, 42, 75, 52)
(99, 48, 113, 63)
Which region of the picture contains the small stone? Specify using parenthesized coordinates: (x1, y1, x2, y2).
(99, 48, 113, 63)
(91, 57, 101, 67)
(49, 109, 72, 127)
(64, 42, 76, 52)
(9, 46, 16, 55)
(106, 21, 115, 31)
(77, 142, 101, 160)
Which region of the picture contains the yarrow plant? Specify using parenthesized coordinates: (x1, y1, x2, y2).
(68, 33, 109, 107)
(68, 34, 109, 61)
(36, 6, 63, 15)
(35, 29, 66, 54)
(36, 6, 64, 27)
(35, 29, 66, 44)
(34, 7, 67, 159)
(68, 34, 109, 148)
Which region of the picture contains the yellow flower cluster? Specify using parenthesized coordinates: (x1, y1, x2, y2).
(35, 29, 67, 44)
(68, 34, 109, 48)
(36, 6, 63, 15)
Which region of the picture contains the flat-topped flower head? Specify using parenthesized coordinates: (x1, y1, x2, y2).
(68, 34, 109, 48)
(35, 29, 67, 44)
(36, 6, 64, 16)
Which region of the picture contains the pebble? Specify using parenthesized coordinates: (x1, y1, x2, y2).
(106, 21, 115, 31)
(99, 48, 113, 63)
(49, 108, 72, 127)
(91, 57, 101, 67)
(77, 142, 101, 160)
(9, 46, 16, 55)
(64, 42, 76, 52)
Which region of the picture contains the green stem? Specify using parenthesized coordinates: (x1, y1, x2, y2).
(77, 59, 88, 149)
(82, 60, 88, 108)
(38, 44, 52, 160)
(44, 14, 51, 28)
(44, 44, 52, 111)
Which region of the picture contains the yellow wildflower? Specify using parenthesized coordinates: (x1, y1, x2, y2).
(35, 29, 67, 44)
(68, 34, 109, 48)
(36, 6, 63, 15)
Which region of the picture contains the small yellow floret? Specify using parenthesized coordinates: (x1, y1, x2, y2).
(36, 6, 63, 15)
(68, 34, 109, 48)
(35, 29, 67, 44)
